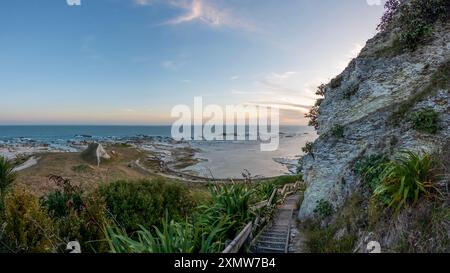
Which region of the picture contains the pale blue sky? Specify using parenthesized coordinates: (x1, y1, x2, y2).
(0, 0, 385, 125)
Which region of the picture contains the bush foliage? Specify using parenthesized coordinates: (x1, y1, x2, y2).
(99, 178, 195, 233)
(374, 151, 438, 212)
(2, 187, 57, 253)
(40, 175, 111, 253)
(107, 183, 259, 253)
(409, 108, 440, 134)
(378, 0, 450, 50)
(302, 142, 314, 155)
(0, 156, 16, 209)
(330, 125, 344, 138)
(314, 199, 334, 218)
(354, 154, 389, 192)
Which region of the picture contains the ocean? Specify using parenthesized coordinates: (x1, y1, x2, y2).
(0, 125, 318, 178)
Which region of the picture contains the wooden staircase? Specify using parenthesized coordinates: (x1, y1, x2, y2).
(251, 194, 300, 253)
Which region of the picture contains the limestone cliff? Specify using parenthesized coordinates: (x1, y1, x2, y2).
(298, 16, 449, 219)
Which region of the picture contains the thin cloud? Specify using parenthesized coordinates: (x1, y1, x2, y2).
(161, 60, 184, 71)
(245, 102, 311, 113)
(162, 0, 256, 31)
(230, 70, 323, 119)
(134, 0, 153, 6)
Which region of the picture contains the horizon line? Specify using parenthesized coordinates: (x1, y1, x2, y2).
(0, 124, 308, 127)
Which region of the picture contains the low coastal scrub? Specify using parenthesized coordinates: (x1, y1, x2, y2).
(257, 182, 277, 201)
(0, 160, 301, 253)
(99, 179, 195, 233)
(409, 108, 440, 134)
(330, 125, 344, 138)
(40, 175, 111, 252)
(0, 156, 16, 209)
(330, 76, 343, 89)
(305, 105, 320, 130)
(354, 154, 389, 192)
(374, 151, 439, 212)
(106, 177, 305, 253)
(302, 142, 314, 156)
(106, 214, 230, 253)
(377, 0, 450, 54)
(314, 199, 334, 219)
(356, 151, 439, 211)
(305, 85, 326, 130)
(106, 183, 256, 253)
(2, 187, 57, 253)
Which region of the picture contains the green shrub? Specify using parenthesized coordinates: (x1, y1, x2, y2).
(330, 76, 343, 89)
(207, 184, 255, 234)
(330, 125, 344, 138)
(41, 175, 110, 253)
(305, 105, 320, 129)
(257, 183, 277, 201)
(354, 154, 389, 192)
(409, 108, 440, 134)
(305, 84, 328, 130)
(106, 183, 258, 253)
(377, 0, 402, 32)
(302, 142, 314, 155)
(106, 212, 230, 253)
(343, 83, 359, 99)
(378, 0, 449, 50)
(42, 175, 83, 218)
(0, 156, 16, 210)
(315, 98, 324, 107)
(397, 0, 448, 50)
(374, 151, 438, 211)
(99, 178, 194, 233)
(2, 187, 57, 253)
(314, 199, 334, 218)
(315, 84, 327, 97)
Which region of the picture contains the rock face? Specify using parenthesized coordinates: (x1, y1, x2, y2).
(299, 22, 450, 219)
(81, 143, 111, 166)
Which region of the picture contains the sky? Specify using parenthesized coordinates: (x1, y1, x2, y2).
(0, 0, 386, 125)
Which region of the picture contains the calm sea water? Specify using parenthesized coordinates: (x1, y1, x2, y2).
(0, 126, 173, 141)
(0, 125, 318, 178)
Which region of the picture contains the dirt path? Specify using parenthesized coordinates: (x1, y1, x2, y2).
(13, 156, 40, 172)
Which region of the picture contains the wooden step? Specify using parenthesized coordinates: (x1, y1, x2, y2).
(261, 231, 287, 237)
(254, 246, 285, 253)
(256, 241, 286, 247)
(258, 236, 286, 242)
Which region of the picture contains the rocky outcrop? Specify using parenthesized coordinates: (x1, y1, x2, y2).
(299, 21, 450, 219)
(81, 143, 111, 166)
